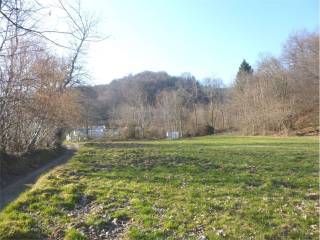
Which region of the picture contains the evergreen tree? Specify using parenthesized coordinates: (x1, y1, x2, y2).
(237, 59, 253, 76)
(235, 59, 253, 91)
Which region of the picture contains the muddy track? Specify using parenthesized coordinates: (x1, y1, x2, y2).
(0, 145, 78, 210)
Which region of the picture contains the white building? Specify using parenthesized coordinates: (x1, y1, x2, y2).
(166, 131, 180, 140)
(66, 126, 107, 141)
(88, 126, 106, 138)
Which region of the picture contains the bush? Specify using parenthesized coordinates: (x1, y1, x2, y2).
(204, 125, 215, 135)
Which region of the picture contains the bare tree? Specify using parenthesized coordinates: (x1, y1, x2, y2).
(203, 77, 225, 131)
(0, 0, 102, 154)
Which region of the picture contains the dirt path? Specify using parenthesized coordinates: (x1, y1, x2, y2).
(0, 145, 78, 210)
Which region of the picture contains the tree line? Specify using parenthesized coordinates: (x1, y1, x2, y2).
(81, 30, 318, 139)
(231, 31, 318, 135)
(0, 0, 98, 155)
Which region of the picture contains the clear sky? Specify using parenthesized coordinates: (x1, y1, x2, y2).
(81, 0, 318, 85)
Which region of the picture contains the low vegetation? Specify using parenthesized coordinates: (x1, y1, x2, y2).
(0, 136, 318, 239)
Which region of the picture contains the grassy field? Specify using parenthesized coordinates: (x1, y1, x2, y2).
(0, 136, 318, 239)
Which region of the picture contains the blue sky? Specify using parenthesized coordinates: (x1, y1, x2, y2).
(83, 0, 318, 85)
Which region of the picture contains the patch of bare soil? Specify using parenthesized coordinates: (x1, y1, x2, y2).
(50, 196, 131, 240)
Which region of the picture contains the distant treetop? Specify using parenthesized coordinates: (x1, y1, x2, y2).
(237, 59, 253, 75)
(234, 59, 253, 91)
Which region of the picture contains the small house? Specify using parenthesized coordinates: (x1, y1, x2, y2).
(166, 131, 180, 140)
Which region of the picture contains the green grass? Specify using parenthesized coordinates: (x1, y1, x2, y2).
(0, 136, 318, 239)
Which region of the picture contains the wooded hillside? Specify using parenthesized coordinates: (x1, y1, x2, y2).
(78, 31, 319, 138)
